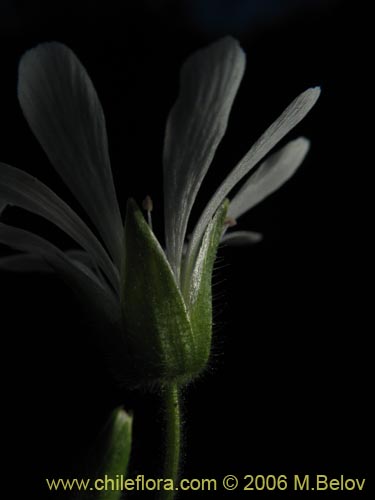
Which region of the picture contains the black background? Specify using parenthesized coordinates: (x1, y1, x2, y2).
(0, 1, 372, 498)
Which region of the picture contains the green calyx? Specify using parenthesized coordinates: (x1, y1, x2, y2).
(120, 198, 228, 388)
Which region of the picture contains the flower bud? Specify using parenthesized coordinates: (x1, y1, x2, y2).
(120, 199, 227, 388)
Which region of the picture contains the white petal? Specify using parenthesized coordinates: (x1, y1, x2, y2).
(163, 36, 245, 280)
(184, 87, 320, 280)
(221, 230, 263, 246)
(0, 249, 103, 285)
(65, 249, 105, 286)
(66, 249, 95, 267)
(18, 42, 123, 267)
(0, 162, 119, 291)
(228, 138, 310, 219)
(70, 259, 104, 289)
(0, 253, 52, 272)
(0, 223, 120, 324)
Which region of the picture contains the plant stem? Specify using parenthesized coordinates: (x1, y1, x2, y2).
(159, 382, 180, 500)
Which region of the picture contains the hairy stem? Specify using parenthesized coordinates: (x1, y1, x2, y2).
(159, 382, 180, 500)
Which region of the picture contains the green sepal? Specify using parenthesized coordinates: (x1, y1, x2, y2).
(73, 407, 132, 500)
(121, 199, 198, 387)
(185, 199, 229, 367)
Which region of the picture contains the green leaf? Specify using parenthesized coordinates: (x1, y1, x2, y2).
(121, 199, 198, 387)
(185, 200, 229, 366)
(74, 408, 132, 500)
(97, 408, 132, 494)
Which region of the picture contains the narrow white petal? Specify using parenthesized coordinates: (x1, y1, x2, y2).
(71, 259, 104, 288)
(0, 249, 105, 287)
(228, 138, 310, 219)
(185, 87, 320, 280)
(18, 42, 123, 267)
(66, 249, 95, 267)
(221, 230, 263, 246)
(0, 253, 52, 272)
(0, 223, 120, 323)
(0, 162, 119, 290)
(0, 249, 94, 272)
(163, 36, 246, 279)
(65, 249, 107, 287)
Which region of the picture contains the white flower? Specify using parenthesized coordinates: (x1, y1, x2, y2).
(0, 37, 319, 384)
